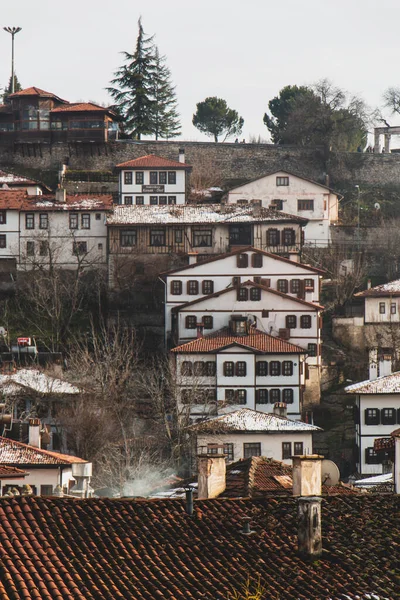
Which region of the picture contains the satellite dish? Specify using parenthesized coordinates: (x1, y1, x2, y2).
(321, 460, 340, 486)
(374, 202, 381, 210)
(267, 321, 276, 333)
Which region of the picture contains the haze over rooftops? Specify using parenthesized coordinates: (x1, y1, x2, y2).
(188, 408, 320, 433)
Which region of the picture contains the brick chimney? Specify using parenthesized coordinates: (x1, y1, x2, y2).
(28, 418, 41, 448)
(197, 450, 226, 499)
(292, 455, 323, 559)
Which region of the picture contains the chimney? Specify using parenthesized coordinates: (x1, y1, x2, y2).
(196, 323, 204, 339)
(369, 348, 378, 380)
(292, 455, 323, 559)
(367, 279, 372, 289)
(187, 252, 198, 265)
(252, 203, 262, 218)
(70, 462, 93, 498)
(28, 418, 41, 448)
(55, 186, 66, 203)
(178, 148, 185, 164)
(185, 486, 194, 515)
(197, 450, 226, 499)
(273, 402, 287, 418)
(324, 173, 330, 188)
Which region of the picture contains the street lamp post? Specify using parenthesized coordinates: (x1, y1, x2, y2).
(3, 27, 22, 94)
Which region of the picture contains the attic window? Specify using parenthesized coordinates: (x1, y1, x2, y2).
(276, 176, 289, 187)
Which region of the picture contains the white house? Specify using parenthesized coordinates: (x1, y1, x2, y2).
(115, 152, 192, 205)
(171, 317, 307, 420)
(188, 408, 320, 464)
(0, 169, 48, 195)
(225, 170, 341, 246)
(354, 279, 400, 324)
(346, 371, 400, 475)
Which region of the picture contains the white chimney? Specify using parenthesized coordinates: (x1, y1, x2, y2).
(188, 252, 198, 265)
(28, 418, 41, 449)
(197, 452, 226, 499)
(369, 348, 378, 381)
(55, 187, 66, 203)
(273, 402, 287, 419)
(367, 279, 372, 289)
(292, 454, 323, 497)
(178, 148, 185, 164)
(70, 462, 93, 498)
(292, 455, 323, 559)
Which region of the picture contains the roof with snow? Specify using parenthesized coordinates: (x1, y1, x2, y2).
(0, 437, 86, 465)
(345, 371, 400, 394)
(188, 408, 320, 433)
(0, 191, 113, 211)
(0, 369, 80, 396)
(355, 279, 400, 297)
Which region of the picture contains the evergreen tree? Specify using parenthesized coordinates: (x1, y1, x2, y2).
(192, 97, 244, 142)
(107, 18, 156, 139)
(150, 48, 181, 139)
(3, 73, 22, 102)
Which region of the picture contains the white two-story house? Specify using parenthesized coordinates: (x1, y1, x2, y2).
(115, 152, 192, 205)
(225, 170, 341, 246)
(171, 316, 307, 420)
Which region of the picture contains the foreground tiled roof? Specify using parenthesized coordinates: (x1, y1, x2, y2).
(189, 408, 320, 433)
(107, 204, 308, 225)
(171, 326, 307, 354)
(355, 279, 400, 297)
(345, 371, 400, 394)
(116, 154, 191, 169)
(0, 495, 397, 599)
(0, 437, 86, 466)
(0, 465, 27, 479)
(7, 87, 68, 102)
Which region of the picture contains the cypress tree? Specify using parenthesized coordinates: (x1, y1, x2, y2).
(150, 48, 181, 140)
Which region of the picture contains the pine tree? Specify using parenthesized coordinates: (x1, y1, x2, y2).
(107, 18, 156, 139)
(3, 73, 22, 102)
(150, 48, 181, 139)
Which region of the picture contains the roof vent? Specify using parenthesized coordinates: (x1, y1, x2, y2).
(241, 517, 255, 535)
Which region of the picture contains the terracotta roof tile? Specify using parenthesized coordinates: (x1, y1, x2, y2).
(171, 326, 307, 354)
(116, 154, 192, 169)
(0, 495, 396, 599)
(51, 103, 114, 114)
(374, 437, 394, 451)
(0, 465, 27, 478)
(7, 87, 68, 102)
(0, 190, 113, 212)
(0, 437, 87, 465)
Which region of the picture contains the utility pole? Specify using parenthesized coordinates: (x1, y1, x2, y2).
(355, 185, 360, 250)
(3, 27, 22, 94)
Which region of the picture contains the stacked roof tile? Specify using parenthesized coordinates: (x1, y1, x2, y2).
(0, 465, 27, 478)
(0, 495, 397, 599)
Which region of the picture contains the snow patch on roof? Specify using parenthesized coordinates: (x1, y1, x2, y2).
(345, 371, 400, 394)
(189, 408, 321, 433)
(0, 369, 80, 395)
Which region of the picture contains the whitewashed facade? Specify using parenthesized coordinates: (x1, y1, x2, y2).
(225, 170, 340, 246)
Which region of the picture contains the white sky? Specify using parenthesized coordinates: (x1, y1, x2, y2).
(1, 0, 399, 142)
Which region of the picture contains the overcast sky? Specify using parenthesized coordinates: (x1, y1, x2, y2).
(1, 0, 399, 142)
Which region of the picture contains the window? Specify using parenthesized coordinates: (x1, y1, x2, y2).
(25, 213, 34, 229)
(225, 389, 235, 403)
(159, 196, 167, 205)
(270, 361, 281, 376)
(286, 315, 297, 329)
(193, 229, 212, 247)
(168, 196, 177, 205)
(277, 279, 288, 293)
(81, 214, 90, 229)
(205, 361, 216, 376)
(307, 343, 317, 357)
(282, 361, 293, 376)
(202, 280, 214, 295)
(175, 229, 183, 244)
(256, 389, 268, 404)
(40, 485, 54, 497)
(223, 361, 235, 377)
(40, 241, 49, 256)
(26, 241, 34, 256)
(237, 253, 249, 268)
(270, 389, 281, 403)
(73, 241, 87, 255)
(185, 316, 197, 329)
(250, 288, 261, 301)
(135, 172, 144, 184)
(379, 302, 386, 314)
(120, 230, 137, 247)
(294, 442, 304, 455)
(95, 213, 101, 220)
(283, 389, 294, 404)
(282, 442, 292, 460)
(282, 228, 295, 246)
(168, 171, 176, 184)
(171, 280, 182, 295)
(244, 443, 261, 458)
(203, 315, 213, 329)
(365, 408, 380, 425)
(304, 278, 314, 291)
(251, 253, 263, 268)
(150, 228, 166, 246)
(276, 176, 289, 186)
(236, 361, 247, 377)
(223, 443, 234, 462)
(267, 229, 280, 246)
(194, 361, 205, 376)
(150, 172, 158, 184)
(98, 243, 103, 251)
(381, 408, 396, 425)
(272, 199, 283, 210)
(0, 235, 5, 249)
(236, 390, 247, 404)
(124, 196, 133, 205)
(150, 196, 158, 205)
(181, 361, 193, 376)
(38, 213, 48, 229)
(256, 361, 268, 376)
(69, 213, 78, 229)
(124, 172, 133, 185)
(298, 199, 314, 211)
(300, 315, 312, 329)
(365, 447, 381, 465)
(290, 279, 301, 294)
(159, 172, 167, 184)
(391, 303, 397, 315)
(187, 280, 199, 295)
(237, 287, 248, 301)
(0, 211, 6, 224)
(136, 196, 144, 205)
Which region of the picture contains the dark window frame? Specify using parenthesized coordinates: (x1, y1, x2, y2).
(120, 230, 137, 247)
(170, 280, 182, 295)
(286, 315, 297, 329)
(0, 211, 6, 225)
(282, 361, 293, 376)
(300, 315, 312, 329)
(250, 287, 261, 301)
(282, 442, 292, 460)
(243, 442, 261, 458)
(0, 234, 6, 249)
(185, 316, 197, 329)
(135, 172, 144, 185)
(150, 171, 158, 184)
(81, 214, 90, 229)
(202, 280, 214, 295)
(72, 240, 87, 256)
(187, 280, 199, 295)
(270, 361, 281, 376)
(203, 315, 213, 329)
(277, 279, 288, 293)
(267, 228, 280, 246)
(256, 361, 268, 376)
(168, 171, 177, 184)
(283, 389, 294, 404)
(297, 199, 314, 211)
(124, 171, 133, 185)
(235, 361, 247, 377)
(365, 408, 380, 426)
(276, 176, 289, 187)
(256, 389, 268, 404)
(223, 361, 235, 377)
(25, 213, 34, 230)
(192, 228, 212, 247)
(150, 228, 166, 246)
(294, 442, 304, 455)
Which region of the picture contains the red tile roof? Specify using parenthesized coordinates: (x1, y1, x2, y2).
(116, 154, 192, 169)
(171, 327, 306, 354)
(0, 437, 87, 465)
(7, 87, 68, 102)
(0, 495, 397, 598)
(0, 465, 27, 479)
(0, 191, 113, 211)
(51, 103, 116, 117)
